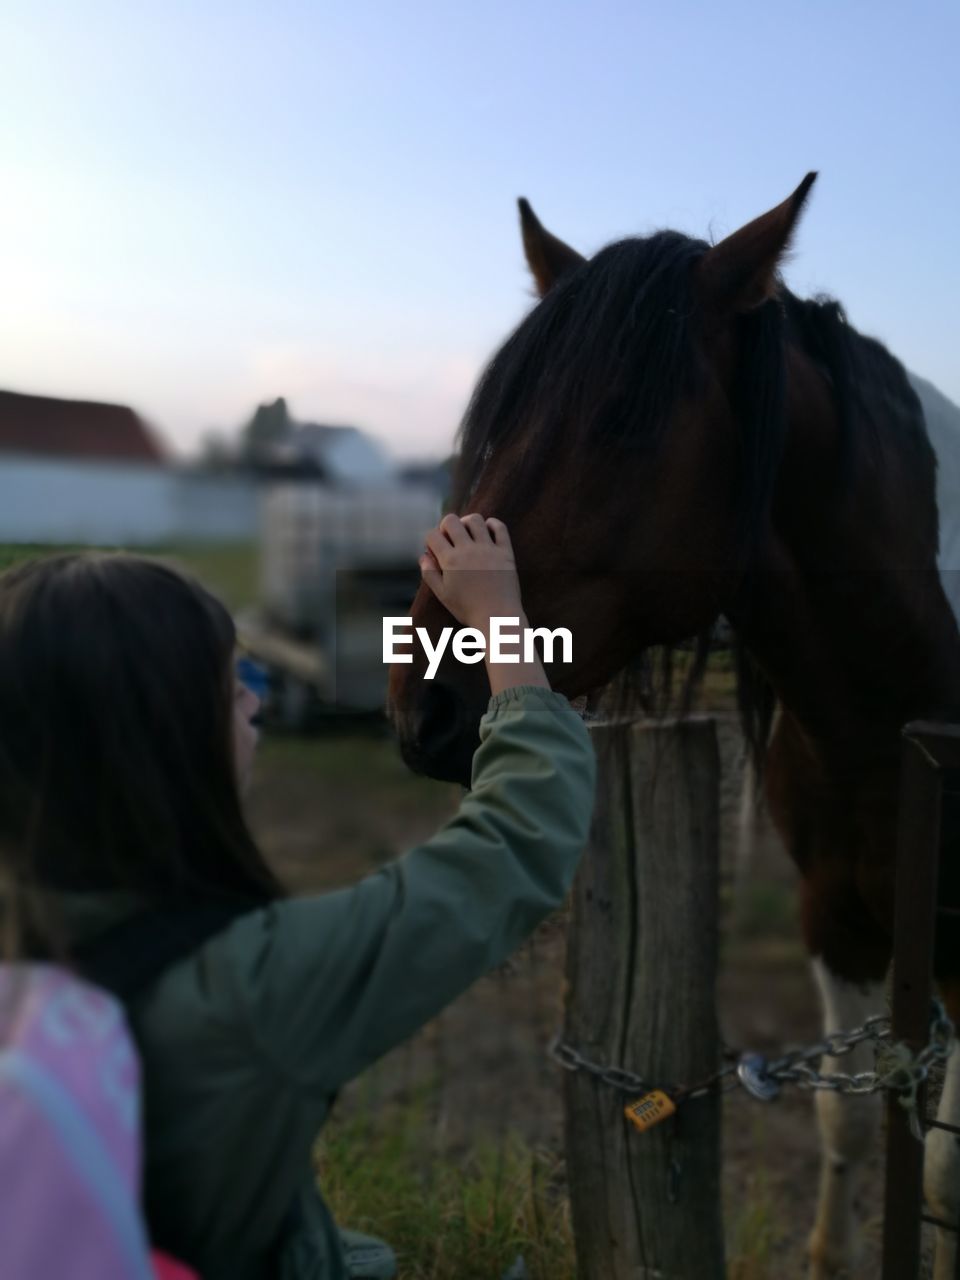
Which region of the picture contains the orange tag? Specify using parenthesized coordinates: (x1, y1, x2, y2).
(624, 1090, 676, 1133)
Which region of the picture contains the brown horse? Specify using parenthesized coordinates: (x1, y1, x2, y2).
(387, 175, 960, 1278)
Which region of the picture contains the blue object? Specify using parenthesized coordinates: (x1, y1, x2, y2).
(236, 656, 269, 700)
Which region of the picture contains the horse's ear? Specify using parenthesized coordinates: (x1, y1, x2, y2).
(518, 198, 586, 297)
(698, 172, 818, 312)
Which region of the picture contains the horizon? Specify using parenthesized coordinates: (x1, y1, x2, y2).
(3, 1, 958, 462)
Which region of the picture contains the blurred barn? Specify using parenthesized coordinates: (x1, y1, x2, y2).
(0, 389, 256, 545)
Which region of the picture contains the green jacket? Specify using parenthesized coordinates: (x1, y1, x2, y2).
(59, 684, 596, 1279)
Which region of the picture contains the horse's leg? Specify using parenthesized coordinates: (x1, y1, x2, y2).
(765, 716, 891, 1275)
(807, 956, 886, 1279)
(925, 981, 960, 1280)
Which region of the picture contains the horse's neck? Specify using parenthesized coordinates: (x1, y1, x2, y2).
(727, 361, 960, 761)
(730, 545, 960, 761)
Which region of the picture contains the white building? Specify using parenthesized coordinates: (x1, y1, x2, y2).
(0, 389, 258, 545)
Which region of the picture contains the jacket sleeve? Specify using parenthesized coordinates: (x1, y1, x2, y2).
(214, 684, 596, 1093)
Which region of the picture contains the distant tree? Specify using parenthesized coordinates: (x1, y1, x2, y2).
(241, 397, 293, 464)
(197, 429, 235, 470)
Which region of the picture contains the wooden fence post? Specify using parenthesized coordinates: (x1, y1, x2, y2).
(879, 720, 960, 1279)
(562, 716, 724, 1279)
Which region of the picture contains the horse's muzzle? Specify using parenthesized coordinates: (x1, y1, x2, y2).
(395, 681, 479, 787)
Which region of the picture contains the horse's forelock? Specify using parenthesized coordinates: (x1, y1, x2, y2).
(453, 232, 713, 512)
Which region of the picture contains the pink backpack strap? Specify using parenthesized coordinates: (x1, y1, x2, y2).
(0, 964, 156, 1279)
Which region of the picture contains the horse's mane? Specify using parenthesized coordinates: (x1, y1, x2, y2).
(452, 231, 935, 771)
(781, 290, 933, 492)
(452, 231, 790, 544)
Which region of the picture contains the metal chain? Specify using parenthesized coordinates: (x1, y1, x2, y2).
(549, 999, 955, 1127)
(548, 1036, 739, 1102)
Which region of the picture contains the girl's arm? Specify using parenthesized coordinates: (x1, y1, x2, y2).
(214, 679, 595, 1092)
(206, 513, 595, 1090)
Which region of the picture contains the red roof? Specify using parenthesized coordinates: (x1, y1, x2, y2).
(0, 390, 166, 464)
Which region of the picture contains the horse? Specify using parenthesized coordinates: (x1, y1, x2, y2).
(387, 174, 960, 1279)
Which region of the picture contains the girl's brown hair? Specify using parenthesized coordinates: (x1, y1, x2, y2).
(0, 552, 282, 924)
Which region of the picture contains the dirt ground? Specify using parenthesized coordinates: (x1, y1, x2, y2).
(245, 704, 895, 1278)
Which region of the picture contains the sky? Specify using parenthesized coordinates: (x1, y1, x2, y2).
(1, 0, 957, 461)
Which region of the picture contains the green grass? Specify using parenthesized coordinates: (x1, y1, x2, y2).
(727, 1163, 782, 1279)
(254, 731, 442, 795)
(733, 882, 800, 941)
(0, 543, 92, 573)
(317, 1088, 575, 1280)
(160, 542, 260, 612)
(317, 1088, 787, 1279)
(0, 541, 260, 613)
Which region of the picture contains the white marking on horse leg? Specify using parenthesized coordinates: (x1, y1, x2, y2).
(732, 706, 782, 929)
(807, 958, 885, 1278)
(734, 763, 757, 885)
(925, 1040, 960, 1280)
(728, 764, 758, 937)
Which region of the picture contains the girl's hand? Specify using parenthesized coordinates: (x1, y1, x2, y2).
(419, 514, 551, 694)
(419, 514, 524, 633)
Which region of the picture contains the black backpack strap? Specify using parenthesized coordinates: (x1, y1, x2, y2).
(70, 901, 256, 1003)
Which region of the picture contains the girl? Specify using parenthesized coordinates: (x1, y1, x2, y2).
(0, 514, 596, 1279)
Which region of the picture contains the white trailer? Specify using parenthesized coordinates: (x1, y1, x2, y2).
(240, 481, 441, 723)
